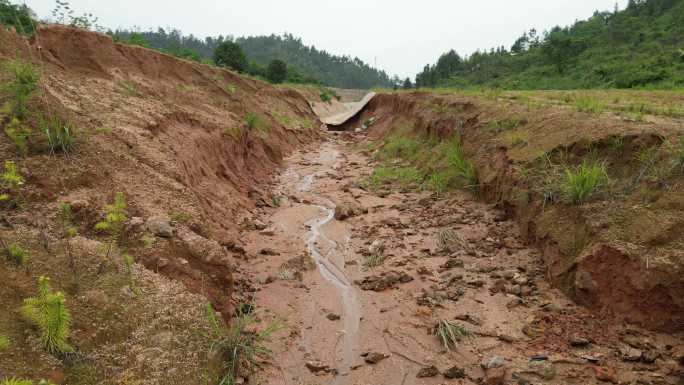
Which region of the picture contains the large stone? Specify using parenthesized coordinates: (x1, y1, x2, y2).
(146, 215, 173, 237)
(443, 365, 466, 379)
(484, 366, 506, 385)
(416, 366, 439, 378)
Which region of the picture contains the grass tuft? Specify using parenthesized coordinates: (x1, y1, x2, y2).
(434, 320, 470, 351)
(562, 161, 609, 204)
(207, 303, 281, 385)
(0, 335, 9, 351)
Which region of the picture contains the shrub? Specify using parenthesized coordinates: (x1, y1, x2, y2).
(39, 114, 76, 154)
(266, 59, 288, 84)
(20, 276, 73, 355)
(434, 320, 470, 351)
(0, 335, 9, 351)
(207, 304, 281, 384)
(562, 161, 609, 204)
(2, 58, 39, 119)
(6, 242, 27, 265)
(0, 0, 36, 36)
(213, 41, 247, 72)
(4, 117, 31, 156)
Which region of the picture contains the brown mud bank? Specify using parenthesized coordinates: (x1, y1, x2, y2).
(342, 92, 684, 332)
(0, 25, 321, 383)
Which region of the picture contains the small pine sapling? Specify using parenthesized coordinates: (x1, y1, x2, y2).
(4, 117, 32, 156)
(94, 192, 127, 268)
(20, 276, 73, 355)
(0, 161, 24, 205)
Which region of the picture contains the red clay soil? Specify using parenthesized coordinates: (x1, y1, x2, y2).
(343, 92, 684, 332)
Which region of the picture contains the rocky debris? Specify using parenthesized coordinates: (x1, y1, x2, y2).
(326, 313, 340, 321)
(334, 201, 367, 220)
(455, 313, 483, 326)
(441, 258, 465, 269)
(443, 365, 466, 379)
(356, 271, 413, 291)
(484, 356, 506, 369)
(146, 215, 173, 237)
(417, 366, 440, 378)
(593, 366, 619, 383)
(641, 349, 659, 363)
(672, 345, 684, 364)
(527, 361, 556, 380)
(305, 360, 337, 375)
(368, 239, 385, 256)
(619, 345, 643, 362)
(250, 219, 268, 230)
(484, 366, 506, 385)
(361, 351, 389, 364)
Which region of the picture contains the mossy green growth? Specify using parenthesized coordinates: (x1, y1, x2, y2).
(20, 276, 73, 355)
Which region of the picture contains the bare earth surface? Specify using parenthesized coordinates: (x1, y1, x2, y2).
(237, 134, 683, 385)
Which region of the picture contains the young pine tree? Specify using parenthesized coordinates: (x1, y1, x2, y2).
(94, 192, 127, 266)
(20, 276, 72, 355)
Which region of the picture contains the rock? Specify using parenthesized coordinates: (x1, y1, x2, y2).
(641, 349, 659, 363)
(441, 258, 464, 269)
(251, 219, 268, 230)
(326, 313, 341, 321)
(485, 356, 506, 369)
(672, 345, 684, 364)
(443, 365, 466, 379)
(146, 215, 173, 237)
(593, 366, 618, 383)
(570, 336, 591, 347)
(417, 366, 440, 378)
(454, 313, 483, 326)
(484, 366, 506, 385)
(528, 361, 555, 380)
(129, 216, 144, 228)
(362, 351, 389, 364)
(356, 271, 413, 291)
(259, 248, 279, 256)
(368, 239, 385, 255)
(305, 360, 337, 374)
(334, 201, 366, 220)
(619, 345, 643, 362)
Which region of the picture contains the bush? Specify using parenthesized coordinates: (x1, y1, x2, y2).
(266, 59, 288, 84)
(214, 41, 247, 72)
(562, 161, 609, 204)
(6, 242, 27, 265)
(39, 114, 76, 154)
(2, 58, 39, 120)
(20, 276, 73, 355)
(245, 112, 269, 137)
(4, 117, 31, 156)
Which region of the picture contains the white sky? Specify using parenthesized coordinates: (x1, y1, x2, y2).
(22, 0, 628, 79)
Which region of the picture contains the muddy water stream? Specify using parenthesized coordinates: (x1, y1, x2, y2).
(295, 151, 360, 384)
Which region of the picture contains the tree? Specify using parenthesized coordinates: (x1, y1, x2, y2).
(266, 59, 288, 83)
(214, 41, 247, 72)
(0, 0, 35, 36)
(402, 77, 413, 89)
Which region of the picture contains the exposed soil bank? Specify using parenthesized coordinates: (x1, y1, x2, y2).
(342, 92, 684, 332)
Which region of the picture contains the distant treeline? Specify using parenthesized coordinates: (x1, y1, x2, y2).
(110, 29, 393, 88)
(416, 0, 684, 89)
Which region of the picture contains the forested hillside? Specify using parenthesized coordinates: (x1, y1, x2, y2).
(111, 29, 392, 88)
(416, 0, 684, 89)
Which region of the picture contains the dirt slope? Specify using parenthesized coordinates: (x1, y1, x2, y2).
(0, 25, 320, 384)
(342, 92, 684, 332)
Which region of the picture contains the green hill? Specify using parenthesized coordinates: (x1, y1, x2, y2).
(416, 0, 684, 89)
(110, 29, 392, 89)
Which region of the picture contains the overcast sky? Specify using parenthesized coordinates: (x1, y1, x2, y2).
(23, 0, 628, 79)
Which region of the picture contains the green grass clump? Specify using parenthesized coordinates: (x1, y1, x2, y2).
(573, 95, 603, 113)
(0, 379, 33, 385)
(377, 135, 421, 161)
(487, 117, 523, 131)
(503, 131, 528, 147)
(0, 335, 9, 351)
(367, 166, 421, 189)
(20, 276, 72, 355)
(562, 161, 609, 204)
(6, 242, 27, 265)
(4, 117, 31, 156)
(2, 58, 39, 120)
(434, 320, 470, 351)
(40, 114, 76, 154)
(207, 304, 281, 385)
(363, 250, 386, 268)
(245, 112, 269, 137)
(445, 137, 478, 191)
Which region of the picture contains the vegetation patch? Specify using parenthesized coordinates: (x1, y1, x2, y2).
(561, 161, 610, 204)
(434, 320, 470, 351)
(20, 276, 73, 355)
